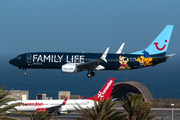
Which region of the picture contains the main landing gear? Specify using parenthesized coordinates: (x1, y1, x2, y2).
(87, 70, 95, 78)
(54, 111, 61, 116)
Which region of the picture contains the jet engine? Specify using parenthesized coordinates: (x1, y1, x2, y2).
(61, 63, 78, 73)
(36, 108, 47, 113)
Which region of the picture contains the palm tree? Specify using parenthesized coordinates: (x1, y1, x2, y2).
(0, 86, 23, 120)
(74, 97, 127, 120)
(8, 110, 54, 120)
(28, 111, 54, 120)
(120, 94, 153, 120)
(0, 86, 54, 120)
(136, 108, 156, 120)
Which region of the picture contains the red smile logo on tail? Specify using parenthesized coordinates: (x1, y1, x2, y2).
(154, 40, 167, 51)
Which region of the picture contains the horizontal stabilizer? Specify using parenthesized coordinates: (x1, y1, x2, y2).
(166, 53, 176, 57)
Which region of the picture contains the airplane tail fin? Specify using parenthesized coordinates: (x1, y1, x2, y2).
(131, 25, 173, 56)
(85, 78, 114, 101)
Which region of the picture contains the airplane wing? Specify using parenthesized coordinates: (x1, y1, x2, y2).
(77, 47, 110, 71)
(116, 43, 125, 54)
(46, 97, 68, 113)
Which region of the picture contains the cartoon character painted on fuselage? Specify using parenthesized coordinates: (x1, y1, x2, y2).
(9, 25, 175, 78)
(118, 56, 131, 70)
(135, 50, 153, 67)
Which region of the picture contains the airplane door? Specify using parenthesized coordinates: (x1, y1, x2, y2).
(26, 54, 31, 63)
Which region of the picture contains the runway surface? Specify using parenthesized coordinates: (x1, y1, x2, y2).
(11, 107, 180, 120)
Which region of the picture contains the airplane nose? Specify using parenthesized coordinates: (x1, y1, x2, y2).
(9, 59, 16, 65)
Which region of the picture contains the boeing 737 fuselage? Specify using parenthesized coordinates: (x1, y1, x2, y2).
(9, 25, 174, 78)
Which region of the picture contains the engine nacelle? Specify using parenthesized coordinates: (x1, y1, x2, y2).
(61, 63, 78, 73)
(60, 107, 67, 113)
(36, 108, 47, 113)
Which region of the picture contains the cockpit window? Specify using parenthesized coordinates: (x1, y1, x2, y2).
(4, 103, 8, 105)
(17, 56, 22, 59)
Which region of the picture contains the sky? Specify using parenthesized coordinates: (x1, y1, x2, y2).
(0, 0, 179, 57)
(0, 0, 180, 99)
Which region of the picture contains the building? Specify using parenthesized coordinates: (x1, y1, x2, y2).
(111, 81, 153, 101)
(6, 90, 29, 100)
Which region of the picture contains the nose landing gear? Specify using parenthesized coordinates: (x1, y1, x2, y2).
(24, 68, 27, 75)
(87, 71, 95, 78)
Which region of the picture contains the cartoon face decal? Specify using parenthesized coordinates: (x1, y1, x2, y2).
(154, 40, 167, 51)
(118, 56, 131, 70)
(135, 56, 153, 67)
(135, 50, 153, 67)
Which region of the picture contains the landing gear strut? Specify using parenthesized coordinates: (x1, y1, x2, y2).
(54, 111, 61, 116)
(24, 68, 27, 75)
(87, 71, 95, 78)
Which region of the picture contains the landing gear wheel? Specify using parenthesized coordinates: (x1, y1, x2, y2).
(91, 72, 95, 76)
(24, 71, 27, 75)
(87, 71, 95, 78)
(24, 68, 27, 75)
(54, 111, 61, 116)
(87, 73, 92, 78)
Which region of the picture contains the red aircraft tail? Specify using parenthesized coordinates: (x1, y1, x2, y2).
(85, 78, 114, 101)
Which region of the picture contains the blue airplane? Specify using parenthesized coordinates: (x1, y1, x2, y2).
(9, 25, 174, 78)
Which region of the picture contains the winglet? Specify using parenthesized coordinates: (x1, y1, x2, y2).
(62, 97, 68, 105)
(101, 47, 110, 63)
(116, 43, 125, 54)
